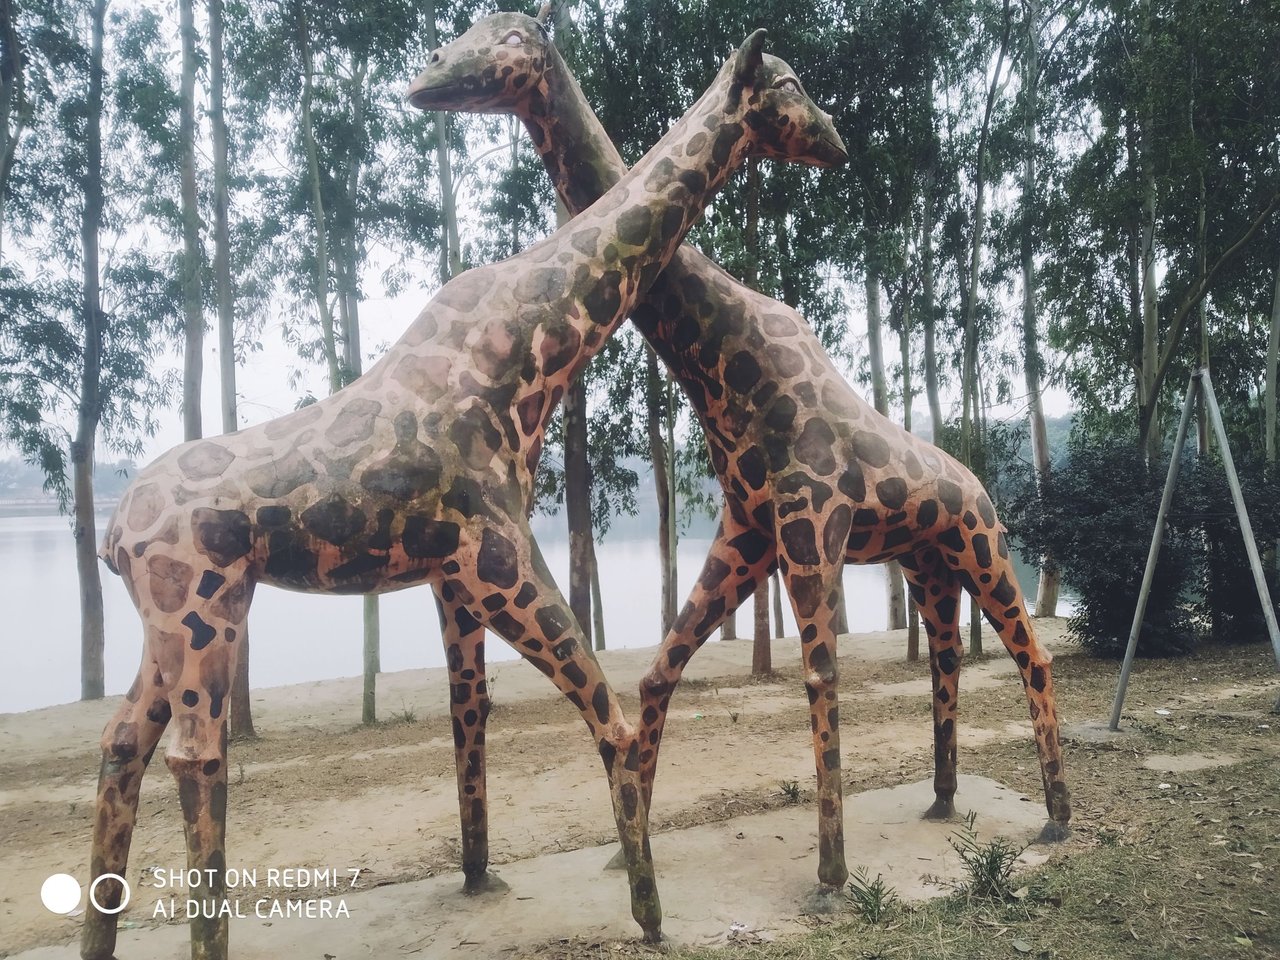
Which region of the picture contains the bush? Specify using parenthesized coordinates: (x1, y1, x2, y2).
(1181, 456, 1280, 644)
(1008, 436, 1198, 657)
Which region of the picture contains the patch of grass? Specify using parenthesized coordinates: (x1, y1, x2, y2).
(948, 811, 1029, 901)
(387, 702, 417, 725)
(845, 867, 898, 923)
(777, 779, 802, 804)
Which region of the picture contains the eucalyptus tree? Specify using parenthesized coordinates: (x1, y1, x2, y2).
(230, 0, 447, 720)
(1042, 0, 1279, 462)
(0, 0, 178, 698)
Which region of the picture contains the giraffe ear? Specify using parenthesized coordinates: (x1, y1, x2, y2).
(733, 28, 768, 87)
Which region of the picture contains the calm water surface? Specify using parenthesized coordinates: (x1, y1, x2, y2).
(0, 511, 1066, 713)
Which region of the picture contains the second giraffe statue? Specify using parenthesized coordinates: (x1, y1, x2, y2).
(408, 8, 1073, 908)
(82, 29, 845, 960)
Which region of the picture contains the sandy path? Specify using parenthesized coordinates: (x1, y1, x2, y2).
(0, 620, 1073, 956)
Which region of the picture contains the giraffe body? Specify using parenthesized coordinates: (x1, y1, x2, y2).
(410, 11, 1071, 899)
(82, 30, 844, 959)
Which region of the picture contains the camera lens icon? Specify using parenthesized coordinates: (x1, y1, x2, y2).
(41, 873, 131, 916)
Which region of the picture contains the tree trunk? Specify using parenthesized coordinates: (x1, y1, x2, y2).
(424, 1, 462, 281)
(1137, 0, 1160, 466)
(210, 0, 235, 438)
(921, 75, 943, 443)
(76, 0, 107, 701)
(210, 0, 254, 737)
(1021, 0, 1059, 618)
(665, 376, 678, 622)
(646, 345, 676, 636)
(564, 376, 594, 648)
(771, 569, 784, 638)
(751, 579, 770, 675)
(1268, 254, 1280, 466)
(589, 541, 606, 650)
(295, 3, 340, 393)
(960, 0, 1011, 470)
(179, 0, 203, 441)
(0, 0, 29, 266)
(721, 607, 737, 640)
(1267, 255, 1279, 582)
(899, 292, 921, 658)
(1195, 160, 1209, 453)
(866, 260, 907, 631)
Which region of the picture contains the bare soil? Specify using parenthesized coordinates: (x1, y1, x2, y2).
(2, 619, 1278, 960)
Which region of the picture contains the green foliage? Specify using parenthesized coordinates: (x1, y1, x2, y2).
(1007, 434, 1197, 657)
(1183, 456, 1280, 644)
(846, 867, 899, 923)
(949, 811, 1029, 901)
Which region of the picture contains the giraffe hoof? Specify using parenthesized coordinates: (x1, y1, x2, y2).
(922, 797, 956, 820)
(462, 872, 510, 896)
(641, 926, 665, 945)
(603, 845, 629, 872)
(1036, 820, 1071, 844)
(802, 883, 845, 915)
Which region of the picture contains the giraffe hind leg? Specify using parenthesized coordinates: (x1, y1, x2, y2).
(900, 548, 964, 820)
(961, 529, 1073, 835)
(82, 651, 173, 960)
(433, 589, 508, 895)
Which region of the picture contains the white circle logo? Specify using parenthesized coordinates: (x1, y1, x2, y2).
(40, 874, 82, 915)
(88, 874, 131, 915)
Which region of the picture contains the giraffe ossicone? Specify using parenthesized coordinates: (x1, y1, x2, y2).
(81, 28, 845, 960)
(411, 8, 1072, 901)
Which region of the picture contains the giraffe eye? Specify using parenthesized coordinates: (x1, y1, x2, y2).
(503, 31, 523, 46)
(776, 78, 801, 94)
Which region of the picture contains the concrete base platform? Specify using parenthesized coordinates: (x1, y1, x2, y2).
(18, 776, 1054, 959)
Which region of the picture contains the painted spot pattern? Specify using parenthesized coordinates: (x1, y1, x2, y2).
(399, 8, 1075, 914)
(86, 25, 846, 960)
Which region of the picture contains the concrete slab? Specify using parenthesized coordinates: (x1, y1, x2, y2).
(15, 775, 1054, 959)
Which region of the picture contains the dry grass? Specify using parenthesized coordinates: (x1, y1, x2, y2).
(515, 642, 1280, 960)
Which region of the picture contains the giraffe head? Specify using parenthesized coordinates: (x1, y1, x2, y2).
(723, 29, 848, 168)
(408, 18, 847, 169)
(406, 12, 552, 114)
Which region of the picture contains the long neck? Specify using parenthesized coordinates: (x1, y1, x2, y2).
(524, 43, 629, 214)
(516, 57, 752, 411)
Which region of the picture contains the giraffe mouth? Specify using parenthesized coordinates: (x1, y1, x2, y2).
(813, 132, 849, 168)
(405, 79, 459, 110)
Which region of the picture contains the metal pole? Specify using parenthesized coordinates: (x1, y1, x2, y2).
(1109, 374, 1199, 730)
(1200, 370, 1280, 669)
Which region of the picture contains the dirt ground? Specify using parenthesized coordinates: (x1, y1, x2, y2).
(2, 618, 1278, 959)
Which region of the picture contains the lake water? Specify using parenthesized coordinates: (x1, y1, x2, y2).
(0, 510, 1068, 714)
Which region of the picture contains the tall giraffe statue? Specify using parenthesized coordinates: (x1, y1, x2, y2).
(82, 29, 844, 960)
(408, 10, 1072, 903)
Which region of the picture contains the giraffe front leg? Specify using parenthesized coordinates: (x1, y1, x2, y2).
(637, 508, 776, 814)
(964, 532, 1072, 838)
(432, 589, 507, 895)
(900, 549, 964, 820)
(777, 507, 851, 903)
(82, 650, 173, 960)
(448, 530, 662, 941)
(163, 568, 251, 960)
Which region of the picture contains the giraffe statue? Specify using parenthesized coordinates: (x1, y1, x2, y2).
(82, 30, 844, 959)
(408, 10, 1072, 903)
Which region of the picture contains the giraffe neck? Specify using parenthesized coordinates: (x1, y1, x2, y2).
(525, 43, 628, 214)
(521, 57, 752, 389)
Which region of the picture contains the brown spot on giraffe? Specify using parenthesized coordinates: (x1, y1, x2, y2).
(414, 8, 1070, 904)
(84, 28, 844, 960)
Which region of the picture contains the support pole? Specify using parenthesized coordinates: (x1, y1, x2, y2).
(1109, 375, 1199, 730)
(1199, 371, 1280, 672)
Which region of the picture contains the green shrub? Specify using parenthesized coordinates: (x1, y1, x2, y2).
(1182, 456, 1280, 644)
(1008, 436, 1197, 657)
